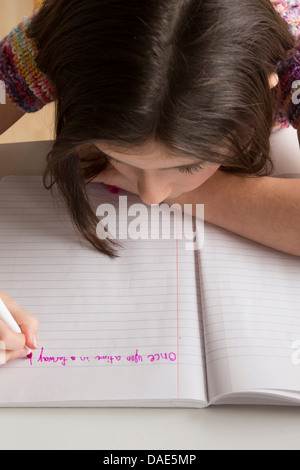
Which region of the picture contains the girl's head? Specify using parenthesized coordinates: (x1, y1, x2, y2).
(27, 0, 296, 257)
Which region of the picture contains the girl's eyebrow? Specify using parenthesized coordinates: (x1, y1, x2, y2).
(101, 151, 204, 170)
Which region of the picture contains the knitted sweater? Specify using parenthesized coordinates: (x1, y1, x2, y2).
(0, 1, 299, 130)
(0, 16, 55, 113)
(272, 0, 300, 129)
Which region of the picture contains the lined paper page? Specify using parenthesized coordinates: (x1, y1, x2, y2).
(0, 176, 205, 407)
(198, 223, 300, 404)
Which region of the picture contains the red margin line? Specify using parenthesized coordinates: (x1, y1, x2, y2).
(176, 230, 180, 400)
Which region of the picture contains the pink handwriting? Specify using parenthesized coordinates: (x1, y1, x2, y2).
(147, 352, 177, 362)
(95, 355, 122, 364)
(37, 347, 68, 367)
(126, 349, 143, 363)
(31, 348, 177, 367)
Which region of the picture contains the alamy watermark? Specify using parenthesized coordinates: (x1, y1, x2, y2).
(0, 80, 5, 104)
(96, 197, 205, 251)
(292, 80, 300, 105)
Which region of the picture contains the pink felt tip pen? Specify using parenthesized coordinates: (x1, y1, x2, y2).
(0, 298, 32, 357)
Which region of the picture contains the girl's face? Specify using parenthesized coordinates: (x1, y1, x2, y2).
(94, 141, 220, 205)
(91, 74, 279, 205)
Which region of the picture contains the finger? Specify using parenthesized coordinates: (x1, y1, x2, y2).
(0, 347, 29, 365)
(0, 317, 26, 351)
(8, 300, 39, 350)
(8, 348, 29, 361)
(0, 291, 39, 350)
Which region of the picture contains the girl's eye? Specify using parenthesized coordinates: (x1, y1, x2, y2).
(178, 165, 204, 174)
(103, 153, 204, 174)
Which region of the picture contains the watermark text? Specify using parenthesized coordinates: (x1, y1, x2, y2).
(96, 197, 205, 251)
(0, 80, 5, 104)
(292, 80, 300, 105)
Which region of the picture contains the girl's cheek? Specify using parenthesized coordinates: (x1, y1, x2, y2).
(196, 164, 221, 184)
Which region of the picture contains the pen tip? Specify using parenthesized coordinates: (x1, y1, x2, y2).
(27, 352, 32, 360)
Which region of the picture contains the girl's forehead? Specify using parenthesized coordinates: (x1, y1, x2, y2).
(95, 140, 201, 164)
(96, 140, 172, 156)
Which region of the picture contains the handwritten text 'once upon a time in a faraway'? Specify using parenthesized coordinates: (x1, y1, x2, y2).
(28, 348, 177, 367)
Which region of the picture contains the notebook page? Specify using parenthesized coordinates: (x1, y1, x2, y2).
(198, 223, 300, 404)
(0, 176, 206, 407)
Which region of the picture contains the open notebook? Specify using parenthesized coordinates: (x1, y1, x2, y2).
(0, 170, 300, 407)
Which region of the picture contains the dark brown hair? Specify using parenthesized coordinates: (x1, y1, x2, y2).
(27, 0, 296, 258)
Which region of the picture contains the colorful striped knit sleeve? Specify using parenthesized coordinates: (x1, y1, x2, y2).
(0, 15, 55, 113)
(271, 0, 300, 130)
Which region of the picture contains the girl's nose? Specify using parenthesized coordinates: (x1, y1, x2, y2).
(137, 174, 172, 205)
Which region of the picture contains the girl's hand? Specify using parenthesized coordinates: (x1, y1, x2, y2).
(0, 290, 39, 365)
(90, 163, 139, 195)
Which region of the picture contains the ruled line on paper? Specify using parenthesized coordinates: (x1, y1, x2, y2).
(199, 224, 300, 369)
(0, 176, 205, 384)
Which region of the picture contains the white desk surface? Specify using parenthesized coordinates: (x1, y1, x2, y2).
(0, 130, 300, 450)
(1, 405, 300, 450)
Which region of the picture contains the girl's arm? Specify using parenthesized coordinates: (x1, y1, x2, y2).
(0, 94, 24, 136)
(0, 16, 56, 124)
(165, 169, 300, 257)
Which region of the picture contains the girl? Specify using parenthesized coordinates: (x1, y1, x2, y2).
(0, 0, 299, 363)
